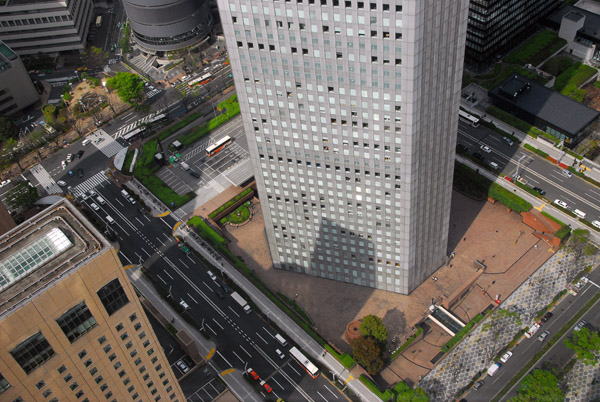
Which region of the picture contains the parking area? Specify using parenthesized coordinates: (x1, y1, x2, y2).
(183, 376, 227, 402)
(155, 116, 249, 196)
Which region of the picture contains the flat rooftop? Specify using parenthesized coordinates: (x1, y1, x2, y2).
(546, 4, 600, 42)
(0, 199, 110, 319)
(490, 74, 600, 136)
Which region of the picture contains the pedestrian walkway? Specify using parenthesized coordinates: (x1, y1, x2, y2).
(145, 87, 161, 99)
(71, 171, 109, 197)
(89, 129, 125, 157)
(418, 251, 600, 401)
(30, 164, 61, 195)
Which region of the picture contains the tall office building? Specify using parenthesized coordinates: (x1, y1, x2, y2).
(0, 0, 93, 56)
(122, 0, 213, 53)
(465, 0, 560, 70)
(0, 40, 39, 116)
(0, 199, 184, 402)
(218, 0, 469, 294)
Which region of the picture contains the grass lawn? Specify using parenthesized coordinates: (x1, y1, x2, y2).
(505, 30, 566, 66)
(553, 62, 597, 102)
(540, 55, 575, 76)
(225, 205, 250, 224)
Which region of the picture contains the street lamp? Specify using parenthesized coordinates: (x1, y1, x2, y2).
(74, 70, 81, 83)
(102, 80, 108, 93)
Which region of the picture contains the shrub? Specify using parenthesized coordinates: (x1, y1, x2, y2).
(441, 314, 484, 353)
(324, 344, 356, 369)
(541, 212, 566, 227)
(505, 30, 566, 66)
(488, 183, 532, 213)
(391, 326, 424, 360)
(209, 188, 253, 219)
(524, 144, 548, 158)
(554, 225, 571, 240)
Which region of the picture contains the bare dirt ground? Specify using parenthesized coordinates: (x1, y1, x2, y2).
(200, 189, 553, 387)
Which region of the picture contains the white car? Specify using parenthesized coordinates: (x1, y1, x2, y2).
(503, 137, 514, 146)
(500, 351, 513, 363)
(128, 197, 136, 205)
(179, 299, 190, 310)
(61, 160, 67, 169)
(574, 321, 586, 332)
(176, 360, 189, 373)
(553, 199, 568, 209)
(207, 270, 217, 281)
(80, 193, 89, 201)
(90, 202, 100, 211)
(275, 349, 285, 359)
(592, 220, 600, 229)
(0, 179, 11, 187)
(480, 144, 492, 153)
(57, 180, 67, 187)
(561, 169, 572, 178)
(538, 330, 550, 342)
(89, 189, 97, 197)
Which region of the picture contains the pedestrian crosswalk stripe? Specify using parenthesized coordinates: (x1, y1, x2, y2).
(71, 171, 109, 197)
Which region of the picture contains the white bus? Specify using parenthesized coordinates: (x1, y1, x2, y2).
(289, 347, 320, 379)
(459, 110, 480, 127)
(122, 127, 146, 143)
(188, 73, 212, 87)
(146, 113, 167, 124)
(205, 135, 232, 157)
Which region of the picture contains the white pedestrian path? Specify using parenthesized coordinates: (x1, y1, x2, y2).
(71, 171, 109, 197)
(89, 129, 125, 157)
(30, 164, 61, 195)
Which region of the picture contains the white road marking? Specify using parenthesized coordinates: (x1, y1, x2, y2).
(287, 363, 301, 376)
(317, 391, 329, 401)
(156, 274, 167, 285)
(187, 293, 198, 304)
(135, 217, 145, 226)
(216, 350, 232, 367)
(203, 282, 214, 292)
(142, 248, 152, 257)
(163, 270, 173, 280)
(324, 384, 339, 399)
(179, 258, 189, 269)
(271, 376, 284, 390)
(228, 306, 240, 318)
(239, 345, 252, 358)
(212, 318, 224, 330)
(232, 350, 245, 364)
(255, 332, 269, 345)
(206, 324, 218, 335)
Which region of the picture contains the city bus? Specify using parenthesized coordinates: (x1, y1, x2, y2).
(146, 113, 167, 125)
(205, 135, 232, 156)
(122, 127, 146, 143)
(289, 347, 320, 379)
(459, 110, 480, 127)
(188, 73, 212, 87)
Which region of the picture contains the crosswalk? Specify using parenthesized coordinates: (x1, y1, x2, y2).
(89, 129, 125, 157)
(71, 171, 109, 197)
(146, 87, 160, 99)
(30, 164, 62, 195)
(113, 110, 166, 139)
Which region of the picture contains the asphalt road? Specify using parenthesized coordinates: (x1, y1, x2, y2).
(464, 267, 600, 401)
(79, 181, 348, 402)
(458, 121, 600, 223)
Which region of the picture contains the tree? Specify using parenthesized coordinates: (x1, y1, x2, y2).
(351, 336, 384, 375)
(565, 229, 594, 282)
(2, 138, 25, 172)
(106, 72, 144, 105)
(394, 382, 429, 402)
(0, 115, 18, 141)
(5, 181, 38, 210)
(564, 327, 600, 366)
(83, 46, 108, 69)
(360, 315, 388, 344)
(510, 369, 564, 402)
(120, 24, 131, 55)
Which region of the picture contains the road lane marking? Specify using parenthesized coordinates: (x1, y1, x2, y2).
(271, 376, 284, 390)
(317, 391, 329, 401)
(231, 350, 244, 364)
(239, 345, 252, 358)
(216, 350, 232, 367)
(324, 384, 339, 398)
(203, 282, 214, 292)
(212, 318, 224, 330)
(206, 323, 218, 335)
(178, 258, 189, 269)
(228, 306, 240, 318)
(156, 274, 167, 285)
(286, 363, 301, 376)
(142, 247, 152, 257)
(163, 270, 173, 280)
(255, 332, 269, 345)
(187, 293, 198, 304)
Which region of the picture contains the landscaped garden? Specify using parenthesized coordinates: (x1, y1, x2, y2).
(220, 202, 251, 225)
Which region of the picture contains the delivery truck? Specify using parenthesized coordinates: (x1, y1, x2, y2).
(231, 291, 252, 314)
(487, 362, 501, 377)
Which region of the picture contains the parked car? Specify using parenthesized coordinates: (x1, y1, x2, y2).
(89, 189, 97, 197)
(275, 349, 285, 359)
(561, 169, 572, 178)
(179, 299, 190, 310)
(66, 153, 73, 162)
(0, 179, 11, 188)
(176, 360, 189, 373)
(207, 270, 217, 281)
(221, 283, 231, 293)
(503, 137, 514, 146)
(553, 199, 568, 209)
(260, 380, 272, 393)
(480, 144, 492, 153)
(574, 321, 587, 332)
(128, 197, 136, 204)
(500, 351, 513, 363)
(247, 368, 259, 381)
(77, 150, 85, 158)
(189, 170, 201, 178)
(489, 161, 499, 170)
(541, 312, 553, 323)
(593, 220, 600, 229)
(473, 380, 484, 391)
(533, 187, 546, 196)
(538, 330, 550, 342)
(473, 152, 484, 161)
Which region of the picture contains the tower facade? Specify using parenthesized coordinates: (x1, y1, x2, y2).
(0, 41, 39, 116)
(0, 200, 184, 402)
(122, 0, 213, 53)
(218, 0, 469, 294)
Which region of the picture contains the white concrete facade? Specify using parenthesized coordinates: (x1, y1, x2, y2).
(0, 0, 93, 56)
(218, 0, 469, 294)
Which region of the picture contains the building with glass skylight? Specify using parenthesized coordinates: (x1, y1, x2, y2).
(0, 200, 184, 402)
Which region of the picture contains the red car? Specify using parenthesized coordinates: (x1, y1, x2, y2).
(247, 368, 259, 381)
(260, 380, 272, 393)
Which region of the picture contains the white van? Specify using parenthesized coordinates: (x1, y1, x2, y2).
(180, 162, 190, 171)
(121, 189, 130, 198)
(106, 215, 115, 225)
(574, 209, 586, 219)
(96, 196, 106, 205)
(82, 139, 91, 146)
(274, 334, 288, 346)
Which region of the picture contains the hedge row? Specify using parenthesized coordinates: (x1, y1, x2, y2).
(554, 225, 571, 240)
(488, 183, 532, 213)
(514, 181, 541, 198)
(541, 211, 566, 227)
(553, 62, 597, 92)
(324, 344, 356, 369)
(209, 187, 253, 219)
(391, 326, 424, 360)
(524, 144, 548, 158)
(441, 313, 484, 353)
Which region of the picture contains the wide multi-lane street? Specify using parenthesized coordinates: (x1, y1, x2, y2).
(458, 120, 600, 223)
(75, 179, 348, 402)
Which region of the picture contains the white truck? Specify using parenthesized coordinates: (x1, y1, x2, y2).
(231, 291, 252, 314)
(487, 362, 501, 377)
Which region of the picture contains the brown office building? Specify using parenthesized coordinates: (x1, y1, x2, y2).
(0, 199, 184, 402)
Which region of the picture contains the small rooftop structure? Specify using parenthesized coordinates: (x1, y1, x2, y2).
(489, 74, 600, 147)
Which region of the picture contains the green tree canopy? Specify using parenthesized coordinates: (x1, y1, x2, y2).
(510, 369, 564, 402)
(564, 327, 600, 366)
(360, 315, 388, 344)
(106, 72, 144, 105)
(5, 181, 38, 210)
(0, 115, 17, 141)
(351, 336, 384, 375)
(394, 382, 429, 402)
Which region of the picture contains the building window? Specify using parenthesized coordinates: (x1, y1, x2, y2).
(42, 389, 53, 398)
(10, 332, 56, 374)
(70, 382, 79, 391)
(64, 374, 73, 382)
(115, 323, 124, 332)
(57, 365, 67, 374)
(97, 279, 129, 315)
(129, 313, 137, 322)
(56, 302, 97, 343)
(0, 373, 10, 394)
(98, 336, 107, 345)
(36, 380, 46, 389)
(75, 390, 84, 399)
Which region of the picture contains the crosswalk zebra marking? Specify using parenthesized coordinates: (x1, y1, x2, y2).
(71, 171, 109, 197)
(30, 164, 62, 195)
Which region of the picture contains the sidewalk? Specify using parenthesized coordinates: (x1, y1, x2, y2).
(125, 265, 262, 402)
(175, 225, 381, 402)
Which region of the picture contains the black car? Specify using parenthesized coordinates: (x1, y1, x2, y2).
(473, 380, 484, 391)
(77, 150, 85, 159)
(77, 168, 84, 178)
(533, 187, 546, 196)
(215, 290, 225, 299)
(473, 152, 484, 161)
(189, 170, 200, 178)
(221, 283, 231, 293)
(541, 312, 553, 322)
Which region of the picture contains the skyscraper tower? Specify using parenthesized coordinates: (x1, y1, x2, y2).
(218, 0, 469, 294)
